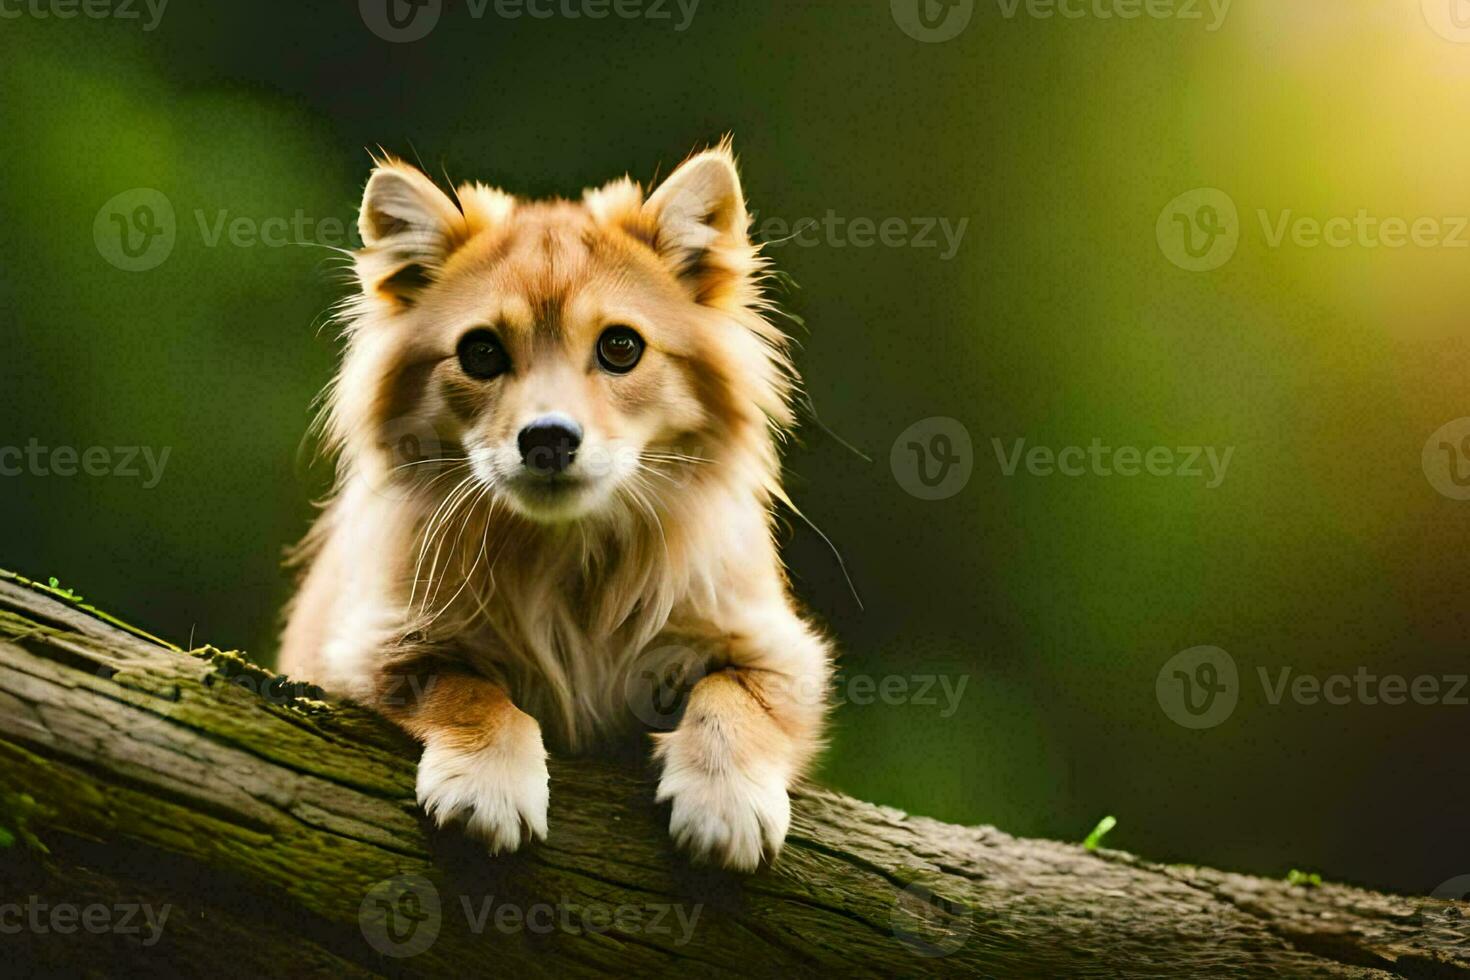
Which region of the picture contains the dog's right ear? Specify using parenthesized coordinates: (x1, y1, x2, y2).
(356, 159, 468, 309)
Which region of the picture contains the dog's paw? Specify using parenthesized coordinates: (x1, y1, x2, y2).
(654, 734, 791, 872)
(416, 715, 549, 854)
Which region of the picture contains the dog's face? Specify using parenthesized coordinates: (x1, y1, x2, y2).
(334, 147, 793, 524)
(409, 201, 713, 523)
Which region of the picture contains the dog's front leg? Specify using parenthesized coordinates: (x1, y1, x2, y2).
(652, 611, 832, 871)
(377, 661, 549, 854)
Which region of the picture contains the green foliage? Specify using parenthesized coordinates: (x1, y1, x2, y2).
(45, 576, 83, 602)
(1083, 815, 1117, 851)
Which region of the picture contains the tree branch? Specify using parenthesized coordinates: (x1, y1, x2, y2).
(0, 571, 1464, 977)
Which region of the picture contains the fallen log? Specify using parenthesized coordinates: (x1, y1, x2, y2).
(0, 570, 1464, 977)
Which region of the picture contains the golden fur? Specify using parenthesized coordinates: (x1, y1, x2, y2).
(279, 143, 833, 870)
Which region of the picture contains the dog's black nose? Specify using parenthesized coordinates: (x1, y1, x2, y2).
(518, 416, 582, 476)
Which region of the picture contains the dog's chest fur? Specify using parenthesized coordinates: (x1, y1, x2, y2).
(436, 521, 733, 752)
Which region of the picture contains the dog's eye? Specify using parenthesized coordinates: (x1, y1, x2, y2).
(457, 330, 510, 380)
(597, 326, 644, 374)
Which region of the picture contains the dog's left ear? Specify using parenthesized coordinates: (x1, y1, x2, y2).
(355, 158, 470, 309)
(643, 145, 756, 304)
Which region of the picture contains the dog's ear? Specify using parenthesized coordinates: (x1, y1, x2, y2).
(642, 144, 758, 306)
(356, 159, 468, 308)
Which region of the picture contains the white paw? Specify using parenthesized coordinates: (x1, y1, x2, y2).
(655, 737, 792, 872)
(416, 720, 549, 855)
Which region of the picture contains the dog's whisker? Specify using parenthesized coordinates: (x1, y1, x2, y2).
(410, 474, 479, 613)
(388, 455, 470, 476)
(419, 476, 485, 615)
(426, 483, 493, 626)
(642, 452, 711, 466)
(622, 473, 670, 565)
(412, 473, 473, 584)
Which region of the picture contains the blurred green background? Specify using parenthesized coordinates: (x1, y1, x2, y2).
(3, 1, 1468, 896)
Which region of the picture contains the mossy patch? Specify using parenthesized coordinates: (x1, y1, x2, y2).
(0, 569, 179, 651)
(0, 790, 49, 854)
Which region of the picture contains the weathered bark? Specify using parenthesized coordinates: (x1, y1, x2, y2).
(0, 570, 1465, 979)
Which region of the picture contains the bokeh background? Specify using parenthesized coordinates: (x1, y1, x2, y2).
(2, 0, 1468, 896)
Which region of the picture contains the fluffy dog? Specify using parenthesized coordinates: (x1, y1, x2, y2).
(280, 143, 833, 871)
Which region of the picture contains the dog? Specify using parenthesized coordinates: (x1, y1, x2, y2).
(278, 142, 834, 871)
